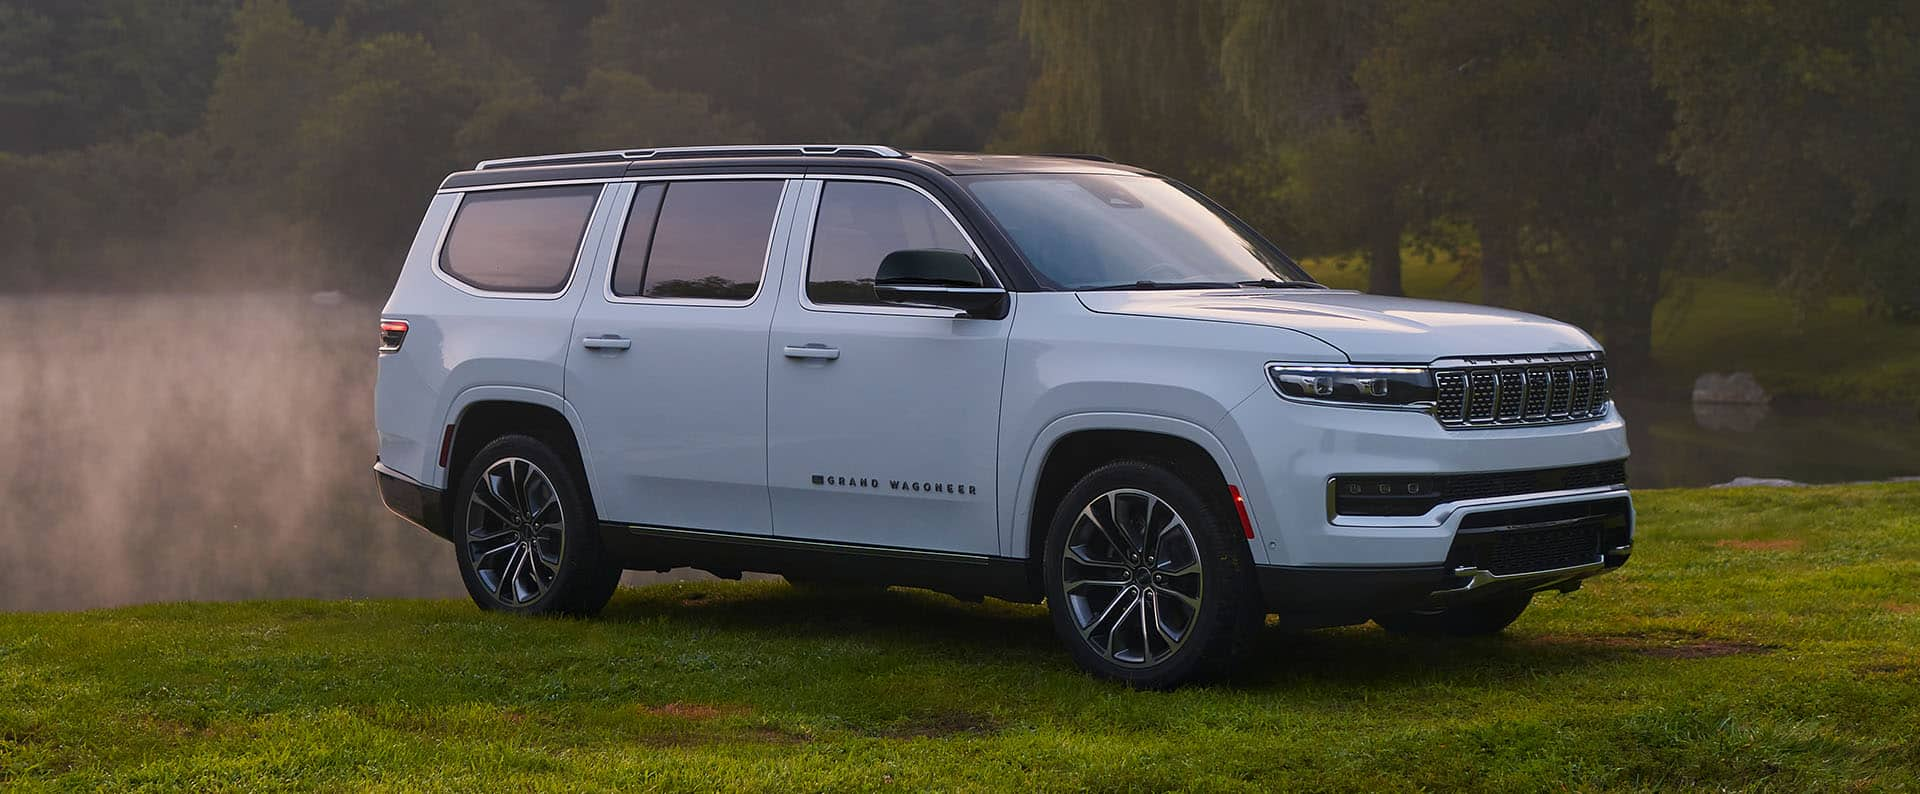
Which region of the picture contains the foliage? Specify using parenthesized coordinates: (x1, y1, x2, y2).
(1642, 0, 1920, 320)
(0, 0, 1914, 377)
(2, 483, 1918, 788)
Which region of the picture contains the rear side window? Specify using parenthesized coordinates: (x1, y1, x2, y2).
(610, 180, 785, 301)
(441, 185, 600, 293)
(808, 181, 974, 306)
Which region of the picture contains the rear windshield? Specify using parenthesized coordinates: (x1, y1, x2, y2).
(960, 174, 1309, 290)
(440, 185, 600, 293)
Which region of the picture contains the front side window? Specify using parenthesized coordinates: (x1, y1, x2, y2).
(611, 180, 785, 301)
(960, 174, 1311, 290)
(441, 185, 601, 293)
(807, 181, 975, 306)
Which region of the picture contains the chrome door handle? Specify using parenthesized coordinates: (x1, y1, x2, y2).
(581, 335, 632, 351)
(783, 344, 840, 360)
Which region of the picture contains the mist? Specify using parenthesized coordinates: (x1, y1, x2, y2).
(0, 290, 460, 611)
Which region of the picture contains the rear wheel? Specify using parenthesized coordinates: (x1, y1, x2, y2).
(1373, 592, 1533, 636)
(1042, 460, 1262, 689)
(454, 435, 621, 616)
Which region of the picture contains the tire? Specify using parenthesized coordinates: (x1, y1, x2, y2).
(1042, 460, 1263, 689)
(1373, 592, 1533, 636)
(452, 435, 621, 616)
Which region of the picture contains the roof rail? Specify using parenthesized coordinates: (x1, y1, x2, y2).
(475, 144, 906, 170)
(1036, 152, 1115, 163)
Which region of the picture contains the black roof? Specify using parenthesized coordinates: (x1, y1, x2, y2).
(437, 146, 1155, 190)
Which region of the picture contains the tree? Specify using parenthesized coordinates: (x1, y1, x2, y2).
(1217, 0, 1419, 296)
(1361, 0, 1690, 369)
(1643, 0, 1920, 320)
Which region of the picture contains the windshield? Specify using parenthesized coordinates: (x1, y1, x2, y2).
(960, 173, 1312, 290)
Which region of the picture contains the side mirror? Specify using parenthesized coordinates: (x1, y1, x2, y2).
(872, 249, 1009, 319)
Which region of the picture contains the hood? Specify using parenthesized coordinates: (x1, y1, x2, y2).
(1077, 289, 1600, 363)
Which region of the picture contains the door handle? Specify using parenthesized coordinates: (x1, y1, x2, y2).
(783, 344, 840, 360)
(581, 335, 632, 351)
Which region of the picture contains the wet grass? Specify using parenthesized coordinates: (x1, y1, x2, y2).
(2, 483, 1918, 790)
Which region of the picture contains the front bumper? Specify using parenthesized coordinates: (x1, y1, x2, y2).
(1218, 392, 1633, 567)
(376, 460, 450, 541)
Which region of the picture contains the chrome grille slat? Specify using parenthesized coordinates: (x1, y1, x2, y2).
(1431, 354, 1609, 430)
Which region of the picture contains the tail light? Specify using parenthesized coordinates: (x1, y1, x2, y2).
(379, 319, 409, 353)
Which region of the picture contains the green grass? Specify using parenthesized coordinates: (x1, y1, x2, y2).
(1302, 254, 1920, 410)
(3, 484, 1919, 791)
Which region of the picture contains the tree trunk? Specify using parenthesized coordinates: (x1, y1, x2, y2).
(1478, 219, 1513, 306)
(1367, 227, 1403, 296)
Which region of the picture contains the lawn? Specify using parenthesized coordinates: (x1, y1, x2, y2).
(1302, 253, 1920, 410)
(3, 484, 1918, 791)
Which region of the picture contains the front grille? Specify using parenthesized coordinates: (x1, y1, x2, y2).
(1332, 460, 1627, 517)
(1472, 524, 1601, 575)
(1431, 353, 1609, 429)
(1445, 497, 1632, 576)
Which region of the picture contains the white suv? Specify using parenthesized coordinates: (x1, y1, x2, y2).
(375, 144, 1632, 688)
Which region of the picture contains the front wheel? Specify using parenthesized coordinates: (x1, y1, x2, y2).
(453, 435, 621, 616)
(1042, 461, 1262, 689)
(1373, 592, 1533, 636)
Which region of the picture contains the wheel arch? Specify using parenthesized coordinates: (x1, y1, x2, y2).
(439, 386, 599, 521)
(1011, 414, 1264, 582)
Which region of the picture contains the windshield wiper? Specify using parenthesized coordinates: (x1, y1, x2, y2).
(1078, 280, 1240, 291)
(1236, 279, 1329, 290)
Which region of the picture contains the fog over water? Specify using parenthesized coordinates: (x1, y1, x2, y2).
(2, 292, 1914, 612)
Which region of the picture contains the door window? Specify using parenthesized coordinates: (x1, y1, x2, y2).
(610, 180, 785, 301)
(807, 181, 974, 306)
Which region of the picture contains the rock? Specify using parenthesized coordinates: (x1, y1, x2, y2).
(1692, 400, 1768, 433)
(1692, 372, 1771, 405)
(309, 290, 345, 306)
(1711, 476, 1804, 488)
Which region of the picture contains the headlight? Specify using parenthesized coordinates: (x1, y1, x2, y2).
(1268, 364, 1435, 410)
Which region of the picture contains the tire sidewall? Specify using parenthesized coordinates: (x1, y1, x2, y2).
(452, 435, 606, 615)
(1042, 460, 1259, 688)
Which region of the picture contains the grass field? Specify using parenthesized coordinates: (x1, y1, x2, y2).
(1302, 254, 1920, 410)
(3, 484, 1918, 791)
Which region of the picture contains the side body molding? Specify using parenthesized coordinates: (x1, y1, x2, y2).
(1006, 412, 1265, 566)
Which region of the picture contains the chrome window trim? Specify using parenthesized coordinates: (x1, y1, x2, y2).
(429, 184, 608, 301)
(792, 174, 1005, 319)
(599, 175, 797, 309)
(438, 177, 619, 194)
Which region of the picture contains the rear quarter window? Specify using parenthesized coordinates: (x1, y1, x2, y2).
(440, 185, 601, 294)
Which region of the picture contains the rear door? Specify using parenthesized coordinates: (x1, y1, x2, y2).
(566, 177, 798, 534)
(765, 177, 1013, 554)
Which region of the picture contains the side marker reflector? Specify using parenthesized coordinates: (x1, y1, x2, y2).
(438, 425, 456, 468)
(1228, 485, 1255, 539)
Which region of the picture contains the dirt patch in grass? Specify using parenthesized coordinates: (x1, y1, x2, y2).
(1539, 635, 1775, 659)
(1857, 661, 1918, 678)
(1715, 539, 1804, 552)
(1882, 601, 1920, 614)
(871, 710, 999, 739)
(642, 702, 748, 720)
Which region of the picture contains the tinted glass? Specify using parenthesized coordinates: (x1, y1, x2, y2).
(638, 180, 784, 301)
(609, 183, 666, 297)
(441, 185, 600, 293)
(808, 181, 973, 305)
(961, 174, 1311, 290)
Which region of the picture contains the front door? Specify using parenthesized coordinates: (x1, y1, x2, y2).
(567, 177, 797, 534)
(766, 178, 1012, 554)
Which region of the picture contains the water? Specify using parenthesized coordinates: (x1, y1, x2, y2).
(2, 293, 1913, 612)
(1619, 395, 1920, 489)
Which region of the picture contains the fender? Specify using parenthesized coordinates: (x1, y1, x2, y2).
(436, 385, 599, 498)
(1005, 411, 1268, 566)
